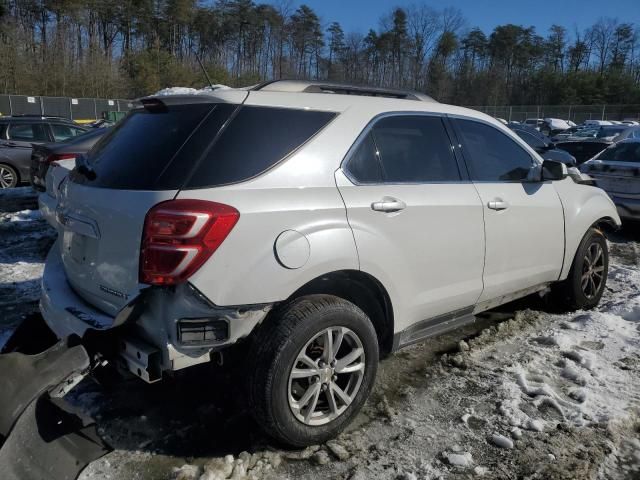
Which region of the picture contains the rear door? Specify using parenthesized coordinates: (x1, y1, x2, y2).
(451, 117, 565, 304)
(336, 114, 485, 332)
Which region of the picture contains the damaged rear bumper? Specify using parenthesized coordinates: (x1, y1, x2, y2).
(41, 243, 272, 383)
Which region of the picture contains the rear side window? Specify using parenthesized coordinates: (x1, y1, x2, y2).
(51, 124, 86, 141)
(79, 103, 223, 190)
(8, 123, 49, 141)
(184, 106, 335, 188)
(371, 116, 460, 183)
(455, 119, 533, 182)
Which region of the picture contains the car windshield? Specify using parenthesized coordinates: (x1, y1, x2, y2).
(597, 126, 626, 138)
(596, 142, 640, 163)
(575, 129, 597, 137)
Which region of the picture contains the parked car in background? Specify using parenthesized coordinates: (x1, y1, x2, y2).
(584, 120, 613, 127)
(554, 125, 630, 164)
(508, 123, 577, 166)
(580, 139, 640, 220)
(524, 118, 545, 130)
(542, 118, 571, 136)
(30, 127, 109, 191)
(611, 126, 640, 143)
(0, 115, 87, 188)
(35, 80, 619, 450)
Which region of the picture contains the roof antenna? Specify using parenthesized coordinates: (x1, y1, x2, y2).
(191, 47, 214, 89)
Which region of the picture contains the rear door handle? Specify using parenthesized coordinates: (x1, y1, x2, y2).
(488, 199, 509, 211)
(371, 198, 406, 213)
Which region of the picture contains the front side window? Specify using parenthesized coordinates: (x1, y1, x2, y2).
(345, 133, 383, 183)
(8, 123, 49, 141)
(514, 130, 546, 150)
(455, 119, 534, 182)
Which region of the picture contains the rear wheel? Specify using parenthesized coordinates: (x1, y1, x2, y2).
(0, 163, 18, 188)
(247, 295, 378, 447)
(552, 228, 608, 310)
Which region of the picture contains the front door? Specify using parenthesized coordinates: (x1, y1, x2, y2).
(451, 117, 565, 303)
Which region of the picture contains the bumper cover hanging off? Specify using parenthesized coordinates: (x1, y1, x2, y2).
(0, 338, 111, 480)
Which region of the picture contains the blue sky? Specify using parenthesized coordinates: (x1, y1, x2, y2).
(268, 0, 640, 36)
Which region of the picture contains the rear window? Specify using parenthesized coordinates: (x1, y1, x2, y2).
(596, 142, 640, 163)
(184, 106, 335, 188)
(74, 103, 334, 190)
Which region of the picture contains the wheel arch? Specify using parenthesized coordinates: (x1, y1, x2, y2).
(286, 270, 395, 356)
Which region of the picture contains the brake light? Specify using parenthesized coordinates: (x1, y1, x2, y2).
(43, 153, 77, 164)
(139, 199, 239, 285)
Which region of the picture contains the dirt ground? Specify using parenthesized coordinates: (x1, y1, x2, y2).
(1, 187, 639, 480)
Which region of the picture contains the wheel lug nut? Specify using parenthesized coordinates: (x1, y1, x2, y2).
(332, 375, 337, 381)
(321, 384, 328, 391)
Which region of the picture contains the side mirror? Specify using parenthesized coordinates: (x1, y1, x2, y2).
(542, 159, 568, 181)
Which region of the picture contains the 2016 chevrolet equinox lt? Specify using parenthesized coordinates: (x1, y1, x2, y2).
(39, 80, 621, 446)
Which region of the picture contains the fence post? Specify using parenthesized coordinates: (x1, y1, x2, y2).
(508, 106, 512, 122)
(94, 99, 98, 120)
(601, 104, 606, 120)
(568, 105, 572, 122)
(8, 95, 12, 115)
(40, 97, 44, 116)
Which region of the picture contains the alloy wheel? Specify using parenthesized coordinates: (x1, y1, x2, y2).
(288, 326, 365, 426)
(581, 242, 605, 299)
(0, 166, 15, 188)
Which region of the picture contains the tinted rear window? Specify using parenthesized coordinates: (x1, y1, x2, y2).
(184, 106, 335, 188)
(73, 103, 334, 190)
(78, 103, 220, 190)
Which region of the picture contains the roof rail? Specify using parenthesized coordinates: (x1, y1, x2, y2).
(252, 80, 436, 102)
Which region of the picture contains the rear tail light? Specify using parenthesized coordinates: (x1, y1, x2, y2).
(140, 199, 239, 285)
(43, 153, 77, 164)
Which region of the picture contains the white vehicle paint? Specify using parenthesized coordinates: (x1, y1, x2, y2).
(38, 80, 621, 445)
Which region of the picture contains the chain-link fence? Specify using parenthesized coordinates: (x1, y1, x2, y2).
(0, 94, 131, 121)
(469, 104, 640, 124)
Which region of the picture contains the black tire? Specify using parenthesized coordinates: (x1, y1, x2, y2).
(247, 294, 379, 447)
(0, 163, 19, 188)
(552, 228, 609, 310)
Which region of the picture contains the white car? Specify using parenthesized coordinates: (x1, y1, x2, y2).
(39, 80, 621, 446)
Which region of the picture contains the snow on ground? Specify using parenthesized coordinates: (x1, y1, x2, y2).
(1, 186, 640, 479)
(0, 187, 56, 344)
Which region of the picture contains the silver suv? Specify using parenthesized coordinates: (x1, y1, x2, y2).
(41, 81, 620, 446)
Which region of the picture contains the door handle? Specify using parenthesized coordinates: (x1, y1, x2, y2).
(488, 199, 509, 211)
(371, 198, 406, 213)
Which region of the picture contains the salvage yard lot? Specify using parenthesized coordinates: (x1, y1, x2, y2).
(1, 187, 640, 480)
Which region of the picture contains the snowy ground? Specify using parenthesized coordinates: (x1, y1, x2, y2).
(1, 187, 640, 480)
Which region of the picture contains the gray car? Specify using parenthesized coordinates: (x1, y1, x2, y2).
(0, 116, 87, 188)
(580, 138, 640, 220)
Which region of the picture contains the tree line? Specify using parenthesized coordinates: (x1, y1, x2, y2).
(1, 0, 639, 106)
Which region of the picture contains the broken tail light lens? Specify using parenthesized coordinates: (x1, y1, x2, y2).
(140, 199, 239, 285)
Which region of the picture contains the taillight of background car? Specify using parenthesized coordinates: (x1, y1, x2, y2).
(139, 199, 240, 285)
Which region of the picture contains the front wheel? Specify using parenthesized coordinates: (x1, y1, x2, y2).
(247, 295, 379, 447)
(552, 228, 609, 310)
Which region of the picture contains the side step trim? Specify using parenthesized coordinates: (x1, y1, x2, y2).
(392, 306, 475, 351)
